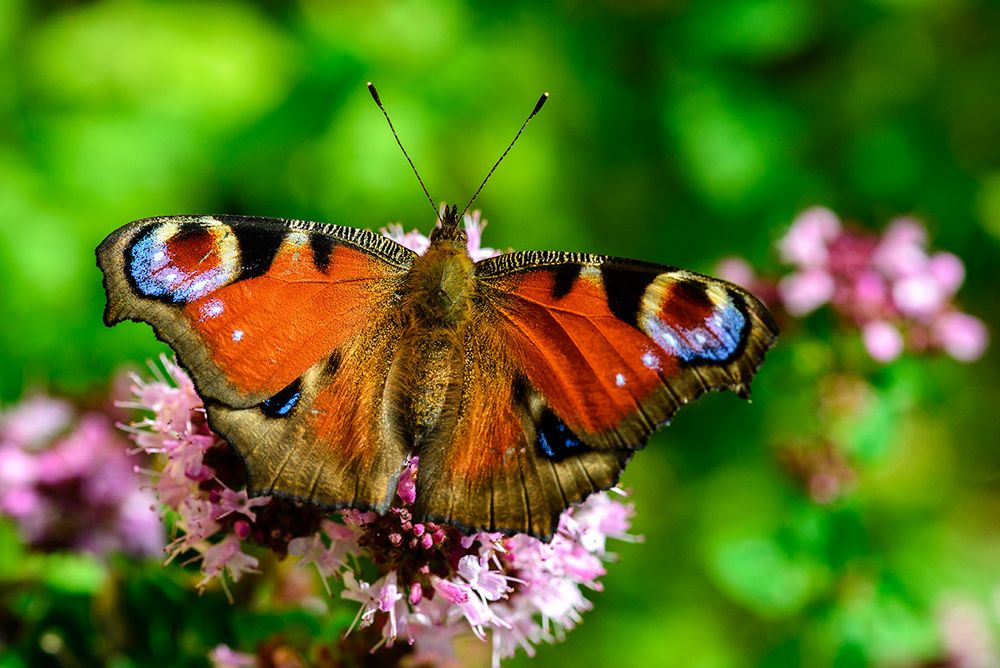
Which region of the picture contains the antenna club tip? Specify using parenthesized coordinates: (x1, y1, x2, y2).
(367, 82, 381, 105)
(532, 92, 550, 115)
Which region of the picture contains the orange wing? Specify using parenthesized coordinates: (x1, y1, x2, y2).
(476, 252, 778, 447)
(412, 318, 632, 537)
(413, 251, 776, 537)
(98, 215, 414, 511)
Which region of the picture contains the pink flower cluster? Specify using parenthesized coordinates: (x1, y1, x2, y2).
(720, 207, 988, 363)
(123, 214, 638, 667)
(292, 457, 636, 667)
(0, 393, 161, 556)
(122, 357, 274, 595)
(130, 358, 637, 667)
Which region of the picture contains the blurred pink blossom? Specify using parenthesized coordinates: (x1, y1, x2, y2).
(934, 312, 990, 362)
(862, 321, 904, 363)
(721, 207, 988, 363)
(937, 597, 998, 668)
(778, 268, 836, 316)
(0, 393, 161, 556)
(208, 644, 256, 668)
(778, 206, 841, 266)
(716, 257, 757, 289)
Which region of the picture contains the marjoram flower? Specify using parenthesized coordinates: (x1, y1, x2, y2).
(718, 206, 988, 363)
(0, 393, 161, 556)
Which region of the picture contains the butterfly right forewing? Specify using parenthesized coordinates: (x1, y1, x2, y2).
(474, 251, 777, 448)
(412, 251, 777, 538)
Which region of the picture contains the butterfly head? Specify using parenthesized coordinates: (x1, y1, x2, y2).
(429, 204, 467, 246)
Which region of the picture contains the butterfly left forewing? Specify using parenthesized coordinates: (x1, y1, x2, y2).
(98, 214, 415, 512)
(98, 214, 415, 407)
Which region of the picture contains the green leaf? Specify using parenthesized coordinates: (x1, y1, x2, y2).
(40, 553, 108, 595)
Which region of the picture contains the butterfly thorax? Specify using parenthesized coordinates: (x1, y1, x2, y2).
(401, 238, 475, 327)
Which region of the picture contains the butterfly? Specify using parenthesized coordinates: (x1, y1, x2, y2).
(97, 87, 777, 539)
(97, 204, 776, 538)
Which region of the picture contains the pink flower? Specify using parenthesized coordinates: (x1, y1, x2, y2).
(179, 497, 222, 543)
(342, 571, 384, 632)
(209, 644, 257, 668)
(457, 554, 512, 602)
(287, 527, 352, 588)
(779, 206, 841, 267)
(121, 356, 202, 442)
(893, 271, 947, 320)
(381, 209, 501, 262)
(716, 257, 757, 288)
(934, 312, 989, 362)
(935, 597, 998, 668)
(199, 534, 259, 589)
(215, 487, 270, 522)
(851, 270, 889, 317)
(431, 576, 501, 640)
(863, 321, 904, 362)
(376, 571, 405, 642)
(749, 208, 989, 364)
(0, 446, 38, 489)
(564, 491, 639, 554)
(122, 356, 328, 591)
(0, 393, 161, 557)
(381, 223, 431, 255)
(928, 252, 965, 295)
(461, 210, 502, 261)
(778, 269, 835, 315)
(872, 216, 927, 277)
(396, 456, 418, 504)
(0, 395, 73, 450)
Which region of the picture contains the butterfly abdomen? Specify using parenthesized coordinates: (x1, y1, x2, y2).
(385, 330, 465, 450)
(385, 239, 477, 450)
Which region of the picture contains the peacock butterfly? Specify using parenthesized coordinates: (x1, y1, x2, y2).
(96, 87, 777, 539)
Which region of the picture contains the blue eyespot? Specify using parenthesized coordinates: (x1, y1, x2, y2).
(127, 224, 233, 303)
(260, 380, 302, 418)
(537, 409, 585, 460)
(646, 299, 746, 364)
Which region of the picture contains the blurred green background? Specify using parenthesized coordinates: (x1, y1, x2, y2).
(2, 0, 999, 666)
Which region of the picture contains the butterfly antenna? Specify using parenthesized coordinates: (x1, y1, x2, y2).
(460, 91, 549, 218)
(367, 82, 440, 223)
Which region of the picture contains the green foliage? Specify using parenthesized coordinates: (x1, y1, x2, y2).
(1, 0, 998, 666)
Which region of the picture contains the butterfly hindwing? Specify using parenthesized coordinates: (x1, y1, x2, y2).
(98, 214, 415, 510)
(209, 315, 410, 512)
(412, 318, 633, 537)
